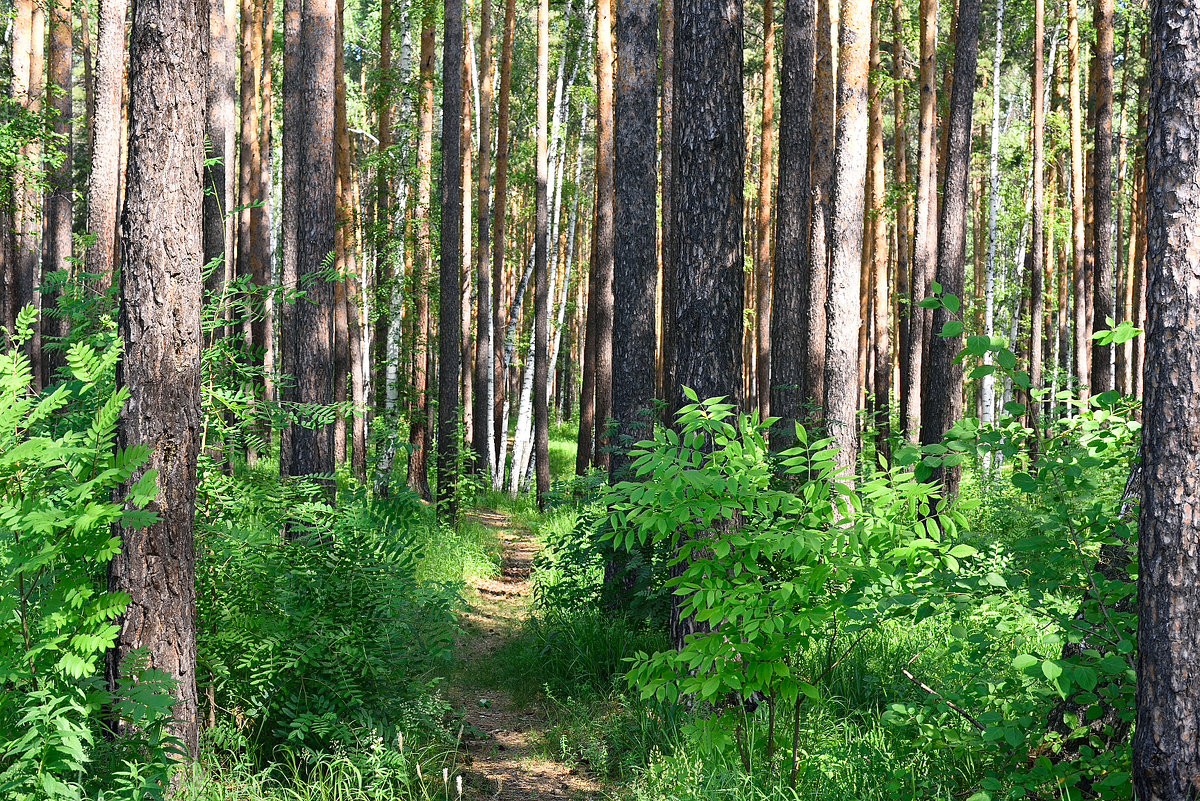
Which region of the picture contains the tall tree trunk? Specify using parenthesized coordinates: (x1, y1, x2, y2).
(204, 0, 236, 320)
(903, 0, 938, 441)
(659, 0, 676, 407)
(460, 35, 474, 457)
(919, 0, 982, 497)
(107, 0, 206, 755)
(1030, 0, 1045, 442)
(408, 18, 436, 501)
(592, 0, 615, 469)
(982, 0, 1005, 435)
(533, 0, 551, 502)
(891, 0, 911, 430)
(1134, 4, 1200, 794)
(868, 2, 889, 462)
(611, 0, 659, 480)
(373, 0, 394, 412)
(290, 0, 338, 484)
(86, 0, 127, 291)
(770, 0, 815, 444)
(280, 0, 302, 477)
(804, 0, 836, 412)
(42, 0, 73, 385)
(439, 0, 465, 517)
(12, 0, 44, 385)
(823, 0, 870, 476)
(493, 0, 517, 473)
(1089, 0, 1115, 393)
(1067, 0, 1088, 393)
(754, 0, 776, 418)
(576, 188, 599, 474)
(473, 0, 496, 477)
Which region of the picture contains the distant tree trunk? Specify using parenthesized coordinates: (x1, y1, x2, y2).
(671, 0, 743, 650)
(493, 0, 517, 471)
(42, 0, 72, 384)
(868, 2, 889, 462)
(1030, 0, 1045, 441)
(982, 0, 1004, 434)
(891, 0, 911, 428)
(280, 0, 302, 477)
(473, 0, 496, 477)
(203, 0, 236, 317)
(1067, 0, 1088, 394)
(12, 0, 44, 385)
(86, 0, 127, 291)
(919, 0, 982, 497)
(373, 0, 393, 411)
(107, 0, 206, 755)
(533, 0, 551, 502)
(289, 0, 338, 484)
(903, 0, 938, 441)
(1134, 4, 1200, 794)
(439, 0, 465, 518)
(459, 37, 474, 457)
(1089, 0, 1114, 393)
(592, 0, 616, 470)
(408, 17, 436, 501)
(754, 0, 776, 418)
(804, 0, 835, 412)
(576, 197, 599, 474)
(770, 0, 815, 445)
(611, 0, 658, 480)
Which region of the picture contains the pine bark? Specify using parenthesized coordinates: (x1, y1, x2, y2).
(203, 0, 236, 309)
(658, 0, 676, 407)
(754, 0, 776, 418)
(43, 0, 73, 384)
(770, 0, 815, 444)
(494, 0, 517, 471)
(823, 0, 871, 476)
(803, 0, 835, 411)
(1089, 0, 1115, 393)
(592, 0, 615, 470)
(533, 0, 551, 502)
(1134, 4, 1200, 795)
(1030, 0, 1045, 437)
(891, 0, 911, 429)
(280, 0, 302, 477)
(611, 0, 659, 480)
(1067, 0, 1088, 392)
(108, 0, 206, 755)
(919, 0, 982, 497)
(439, 0, 464, 517)
(868, 3, 889, 462)
(86, 0, 128, 291)
(473, 0, 496, 477)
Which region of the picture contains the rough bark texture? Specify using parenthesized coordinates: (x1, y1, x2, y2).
(658, 0, 676, 408)
(408, 18, 436, 501)
(86, 0, 127, 290)
(803, 0, 835, 411)
(473, 0, 495, 476)
(203, 0, 236, 306)
(1134, 5, 1200, 796)
(290, 0, 338, 483)
(107, 0, 206, 756)
(43, 0, 73, 385)
(439, 0, 464, 518)
(823, 0, 871, 476)
(868, 3, 889, 463)
(1089, 0, 1115, 393)
(279, 0, 302, 477)
(12, 1, 43, 384)
(903, 0, 938, 441)
(533, 0, 551, 503)
(754, 0, 776, 418)
(592, 0, 615, 470)
(919, 0, 981, 497)
(891, 0, 911, 431)
(237, 0, 268, 369)
(1030, 0, 1045, 438)
(611, 0, 659, 480)
(770, 0, 815, 445)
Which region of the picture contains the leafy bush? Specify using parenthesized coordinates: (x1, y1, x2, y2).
(0, 308, 181, 800)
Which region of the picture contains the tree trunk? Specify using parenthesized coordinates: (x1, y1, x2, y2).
(770, 0, 815, 445)
(891, 0, 911, 432)
(1067, 0, 1088, 393)
(1089, 0, 1115, 393)
(754, 0, 776, 418)
(12, 0, 44, 385)
(280, 0, 302, 477)
(804, 0, 836, 412)
(203, 0, 236, 320)
(592, 0, 615, 470)
(42, 0, 73, 385)
(611, 0, 658, 480)
(918, 0, 982, 498)
(473, 0, 496, 477)
(533, 0, 551, 502)
(439, 0, 464, 517)
(823, 0, 870, 476)
(982, 0, 1005, 435)
(1134, 4, 1200, 794)
(107, 0, 206, 755)
(86, 0, 126, 291)
(659, 0, 676, 407)
(868, 2, 889, 463)
(373, 0, 394, 411)
(1030, 0, 1045, 444)
(493, 0, 517, 474)
(408, 17, 436, 501)
(290, 0, 338, 484)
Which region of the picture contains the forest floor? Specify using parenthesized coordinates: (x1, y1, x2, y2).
(448, 509, 605, 801)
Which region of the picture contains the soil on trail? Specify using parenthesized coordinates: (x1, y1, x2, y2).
(450, 510, 604, 801)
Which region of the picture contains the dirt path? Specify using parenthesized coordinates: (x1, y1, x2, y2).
(451, 510, 603, 801)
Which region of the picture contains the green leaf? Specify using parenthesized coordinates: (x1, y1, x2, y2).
(1074, 666, 1098, 692)
(940, 320, 963, 339)
(1041, 660, 1063, 681)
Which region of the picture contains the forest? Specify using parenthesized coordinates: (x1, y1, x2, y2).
(2, 0, 1200, 796)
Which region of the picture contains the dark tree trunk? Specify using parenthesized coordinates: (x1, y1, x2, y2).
(438, 0, 464, 518)
(107, 0, 206, 756)
(892, 0, 911, 430)
(408, 17, 436, 501)
(290, 0, 338, 484)
(373, 0, 393, 412)
(42, 0, 72, 385)
(803, 0, 835, 412)
(493, 0, 517, 470)
(203, 0, 235, 316)
(658, 0, 675, 408)
(868, 3, 890, 463)
(592, 0, 615, 471)
(769, 0, 815, 447)
(1030, 0, 1045, 441)
(823, 0, 871, 476)
(576, 193, 599, 474)
(1134, 5, 1200, 796)
(919, 0, 982, 497)
(754, 0, 776, 418)
(1089, 0, 1115, 393)
(611, 0, 658, 481)
(280, 0, 302, 477)
(473, 0, 495, 477)
(86, 0, 126, 291)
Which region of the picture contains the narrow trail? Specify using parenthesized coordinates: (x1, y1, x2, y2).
(450, 510, 603, 801)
